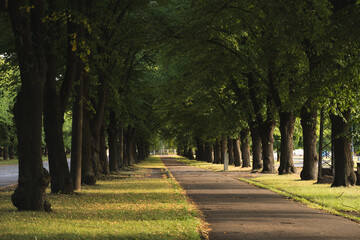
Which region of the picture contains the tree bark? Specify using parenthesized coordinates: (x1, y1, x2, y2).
(118, 124, 125, 168)
(220, 137, 227, 164)
(250, 123, 262, 170)
(100, 123, 110, 175)
(195, 138, 205, 161)
(8, 144, 14, 159)
(330, 109, 356, 187)
(278, 111, 297, 174)
(260, 119, 276, 173)
(204, 142, 213, 163)
(108, 111, 118, 172)
(3, 147, 8, 160)
(227, 138, 234, 165)
(82, 75, 96, 185)
(43, 51, 73, 193)
(213, 140, 221, 164)
(233, 138, 241, 167)
(240, 128, 251, 167)
(300, 103, 318, 180)
(125, 126, 136, 165)
(90, 73, 108, 178)
(71, 72, 83, 191)
(9, 0, 51, 211)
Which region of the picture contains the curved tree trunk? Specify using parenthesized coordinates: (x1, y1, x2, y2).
(204, 142, 213, 163)
(233, 138, 241, 167)
(300, 104, 318, 180)
(220, 137, 227, 164)
(330, 109, 356, 187)
(260, 120, 276, 173)
(9, 0, 51, 211)
(43, 92, 74, 193)
(240, 128, 251, 168)
(227, 138, 234, 165)
(250, 123, 262, 170)
(278, 111, 296, 175)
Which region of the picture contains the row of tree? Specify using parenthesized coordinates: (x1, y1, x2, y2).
(1, 0, 360, 212)
(0, 0, 167, 211)
(155, 0, 360, 187)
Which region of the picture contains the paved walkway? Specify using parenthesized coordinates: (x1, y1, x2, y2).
(161, 157, 360, 240)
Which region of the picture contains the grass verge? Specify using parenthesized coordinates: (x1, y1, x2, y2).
(0, 157, 202, 240)
(241, 175, 360, 223)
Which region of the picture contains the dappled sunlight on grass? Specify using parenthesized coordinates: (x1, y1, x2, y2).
(243, 174, 360, 222)
(0, 157, 201, 240)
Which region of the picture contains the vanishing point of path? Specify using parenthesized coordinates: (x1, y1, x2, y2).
(161, 156, 360, 240)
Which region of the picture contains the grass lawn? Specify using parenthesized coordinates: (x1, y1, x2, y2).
(178, 157, 360, 223)
(0, 157, 202, 240)
(241, 174, 360, 223)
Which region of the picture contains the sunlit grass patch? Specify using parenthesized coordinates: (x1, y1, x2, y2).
(241, 174, 360, 222)
(0, 157, 202, 240)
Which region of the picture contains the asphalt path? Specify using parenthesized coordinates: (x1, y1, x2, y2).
(0, 160, 70, 187)
(162, 156, 360, 240)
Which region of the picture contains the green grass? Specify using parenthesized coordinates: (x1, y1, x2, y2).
(0, 157, 202, 240)
(241, 174, 360, 222)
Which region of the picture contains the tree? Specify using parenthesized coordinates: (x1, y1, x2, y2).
(7, 0, 51, 211)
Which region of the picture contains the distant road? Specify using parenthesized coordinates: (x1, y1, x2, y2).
(0, 160, 70, 188)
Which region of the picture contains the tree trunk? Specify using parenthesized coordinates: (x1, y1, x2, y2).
(213, 141, 221, 164)
(240, 128, 251, 167)
(71, 72, 83, 191)
(300, 104, 318, 180)
(227, 138, 234, 165)
(3, 147, 8, 160)
(43, 91, 73, 193)
(108, 111, 118, 172)
(8, 144, 14, 160)
(250, 123, 262, 170)
(9, 0, 51, 211)
(260, 120, 276, 173)
(43, 56, 73, 193)
(118, 124, 125, 168)
(100, 123, 110, 175)
(126, 127, 136, 165)
(82, 75, 96, 185)
(204, 142, 213, 163)
(330, 109, 356, 187)
(220, 138, 227, 164)
(233, 138, 241, 167)
(90, 74, 108, 178)
(278, 111, 296, 174)
(195, 138, 205, 161)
